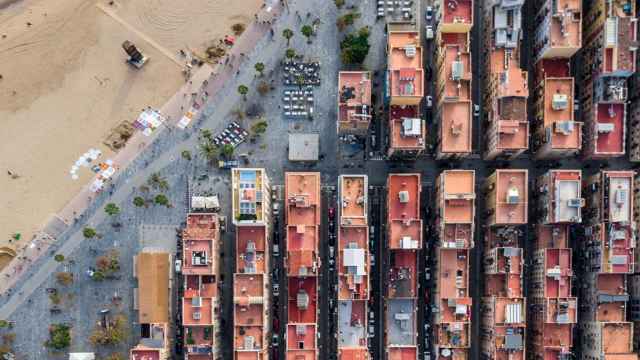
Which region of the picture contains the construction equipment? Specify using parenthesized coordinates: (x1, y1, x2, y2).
(121, 40, 148, 68)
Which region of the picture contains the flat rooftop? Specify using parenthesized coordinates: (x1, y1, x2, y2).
(601, 322, 634, 354)
(386, 299, 417, 346)
(595, 103, 625, 155)
(286, 324, 316, 360)
(136, 251, 170, 324)
(388, 31, 424, 99)
(388, 251, 418, 298)
(494, 105, 529, 151)
(442, 0, 473, 25)
(536, 224, 569, 249)
(236, 226, 267, 274)
(548, 0, 581, 50)
(287, 225, 318, 276)
(288, 277, 317, 324)
(541, 323, 573, 351)
(339, 348, 370, 360)
(232, 168, 267, 224)
(544, 297, 577, 324)
(339, 175, 368, 226)
(544, 248, 572, 298)
(441, 170, 475, 224)
(544, 77, 580, 150)
(490, 49, 528, 99)
(602, 16, 637, 75)
(486, 272, 522, 299)
(338, 300, 367, 348)
(388, 347, 418, 360)
(182, 296, 213, 326)
(389, 106, 425, 150)
(443, 45, 471, 100)
(285, 172, 321, 226)
(387, 174, 422, 250)
(493, 169, 528, 224)
(441, 101, 472, 154)
(182, 224, 217, 276)
(130, 350, 160, 360)
(603, 171, 634, 223)
(437, 321, 470, 348)
(338, 226, 369, 300)
(549, 170, 582, 223)
(338, 72, 372, 110)
(438, 248, 469, 299)
(491, 325, 525, 359)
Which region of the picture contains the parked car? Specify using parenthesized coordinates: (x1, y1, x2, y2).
(218, 160, 239, 169)
(273, 202, 280, 216)
(272, 283, 280, 296)
(175, 259, 182, 273)
(426, 25, 434, 40)
(273, 244, 280, 257)
(425, 6, 433, 21)
(426, 95, 433, 108)
(473, 103, 480, 117)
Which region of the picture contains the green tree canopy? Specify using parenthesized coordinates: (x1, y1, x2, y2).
(104, 203, 120, 216)
(254, 62, 265, 76)
(340, 27, 370, 64)
(282, 28, 294, 46)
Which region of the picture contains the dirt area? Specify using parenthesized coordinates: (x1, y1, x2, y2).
(0, 0, 261, 260)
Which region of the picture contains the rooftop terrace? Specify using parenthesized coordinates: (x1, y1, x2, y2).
(437, 321, 470, 348)
(338, 300, 367, 348)
(594, 103, 625, 155)
(135, 252, 170, 324)
(441, 101, 472, 155)
(602, 171, 634, 223)
(387, 174, 422, 250)
(286, 324, 317, 360)
(232, 169, 267, 225)
(438, 248, 469, 299)
(543, 298, 577, 324)
(441, 170, 475, 224)
(236, 226, 266, 274)
(286, 225, 319, 276)
(601, 12, 637, 76)
(338, 226, 369, 300)
(338, 72, 372, 130)
(288, 277, 317, 324)
(388, 347, 418, 360)
(388, 251, 418, 298)
(339, 175, 368, 226)
(536, 224, 569, 249)
(386, 299, 417, 346)
(285, 172, 320, 226)
(548, 170, 582, 223)
(441, 0, 473, 26)
(389, 106, 425, 150)
(544, 248, 572, 298)
(543, 76, 581, 151)
(547, 0, 581, 51)
(388, 31, 424, 100)
(601, 322, 634, 354)
(492, 170, 528, 225)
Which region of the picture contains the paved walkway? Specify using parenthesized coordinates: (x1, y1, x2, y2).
(0, 0, 283, 316)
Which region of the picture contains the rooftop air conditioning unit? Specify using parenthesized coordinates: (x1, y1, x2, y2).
(552, 94, 569, 110)
(615, 189, 628, 205)
(192, 297, 202, 307)
(192, 311, 202, 320)
(597, 123, 615, 133)
(554, 121, 575, 135)
(451, 61, 464, 80)
(567, 198, 585, 208)
(405, 46, 417, 58)
(506, 187, 520, 204)
(399, 191, 410, 203)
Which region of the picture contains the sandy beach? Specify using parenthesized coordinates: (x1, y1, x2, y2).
(0, 0, 261, 267)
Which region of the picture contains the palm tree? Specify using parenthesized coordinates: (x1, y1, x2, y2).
(221, 144, 235, 159)
(301, 25, 313, 43)
(199, 140, 218, 164)
(148, 172, 169, 191)
(285, 48, 296, 60)
(282, 28, 294, 46)
(237, 84, 249, 101)
(254, 62, 265, 77)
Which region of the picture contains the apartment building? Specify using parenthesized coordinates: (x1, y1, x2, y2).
(532, 0, 582, 62)
(579, 0, 637, 158)
(577, 170, 638, 359)
(433, 171, 474, 359)
(532, 60, 583, 159)
(628, 73, 640, 162)
(285, 172, 321, 360)
(338, 71, 372, 136)
(337, 175, 370, 360)
(439, 0, 474, 33)
(231, 168, 272, 360)
(386, 174, 422, 360)
(484, 169, 528, 227)
(232, 168, 272, 230)
(482, 0, 529, 160)
(386, 31, 426, 158)
(434, 32, 473, 159)
(131, 250, 172, 360)
(482, 170, 526, 358)
(181, 213, 221, 359)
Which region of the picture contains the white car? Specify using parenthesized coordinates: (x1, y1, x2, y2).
(175, 259, 182, 273)
(426, 95, 433, 108)
(473, 104, 480, 117)
(426, 25, 434, 40)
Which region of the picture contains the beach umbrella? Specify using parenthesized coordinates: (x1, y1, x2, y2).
(72, 174, 79, 180)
